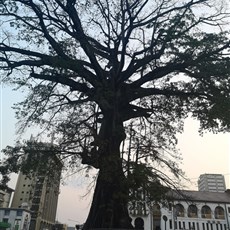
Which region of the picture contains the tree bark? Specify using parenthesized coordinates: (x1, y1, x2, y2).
(83, 113, 133, 229)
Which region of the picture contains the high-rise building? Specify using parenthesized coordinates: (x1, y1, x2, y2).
(198, 173, 226, 192)
(11, 148, 62, 230)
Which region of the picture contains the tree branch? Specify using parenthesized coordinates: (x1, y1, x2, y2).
(30, 72, 90, 94)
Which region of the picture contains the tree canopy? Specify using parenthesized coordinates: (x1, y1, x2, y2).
(1, 0, 230, 229)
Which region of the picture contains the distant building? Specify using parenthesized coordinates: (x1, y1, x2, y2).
(0, 208, 31, 230)
(11, 144, 62, 230)
(0, 188, 14, 208)
(198, 174, 226, 192)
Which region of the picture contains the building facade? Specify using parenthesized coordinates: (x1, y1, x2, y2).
(11, 154, 62, 230)
(0, 188, 14, 208)
(0, 208, 31, 230)
(130, 190, 230, 230)
(198, 174, 226, 192)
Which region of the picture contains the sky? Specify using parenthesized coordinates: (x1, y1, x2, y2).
(1, 84, 230, 227)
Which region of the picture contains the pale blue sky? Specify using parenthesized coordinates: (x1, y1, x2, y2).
(1, 85, 230, 226)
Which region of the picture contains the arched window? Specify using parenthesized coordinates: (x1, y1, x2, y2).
(134, 217, 144, 230)
(201, 205, 212, 219)
(152, 204, 161, 218)
(188, 205, 198, 218)
(175, 204, 185, 217)
(215, 206, 225, 219)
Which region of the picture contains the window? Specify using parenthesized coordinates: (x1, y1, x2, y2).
(17, 210, 22, 216)
(134, 217, 144, 229)
(169, 203, 172, 211)
(135, 201, 147, 216)
(209, 182, 216, 185)
(215, 206, 225, 219)
(201, 205, 212, 219)
(3, 218, 8, 223)
(33, 197, 41, 204)
(227, 207, 230, 213)
(4, 210, 10, 216)
(188, 205, 198, 218)
(152, 204, 161, 218)
(169, 219, 172, 229)
(175, 204, 185, 217)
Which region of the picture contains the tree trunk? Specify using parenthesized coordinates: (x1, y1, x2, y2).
(83, 113, 133, 229)
(83, 166, 133, 229)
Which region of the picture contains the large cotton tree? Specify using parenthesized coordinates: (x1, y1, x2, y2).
(1, 0, 230, 229)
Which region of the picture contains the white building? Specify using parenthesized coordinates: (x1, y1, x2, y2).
(0, 208, 31, 230)
(130, 190, 230, 230)
(198, 174, 226, 192)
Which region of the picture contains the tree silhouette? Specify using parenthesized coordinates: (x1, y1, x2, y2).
(1, 0, 230, 229)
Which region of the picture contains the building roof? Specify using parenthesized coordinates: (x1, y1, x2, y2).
(168, 189, 230, 204)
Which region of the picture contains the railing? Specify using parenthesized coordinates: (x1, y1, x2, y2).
(188, 213, 198, 218)
(201, 213, 212, 218)
(215, 214, 225, 219)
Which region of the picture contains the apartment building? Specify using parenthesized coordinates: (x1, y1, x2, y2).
(198, 174, 226, 192)
(11, 152, 62, 230)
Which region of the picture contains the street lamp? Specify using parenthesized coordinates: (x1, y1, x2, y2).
(163, 215, 168, 230)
